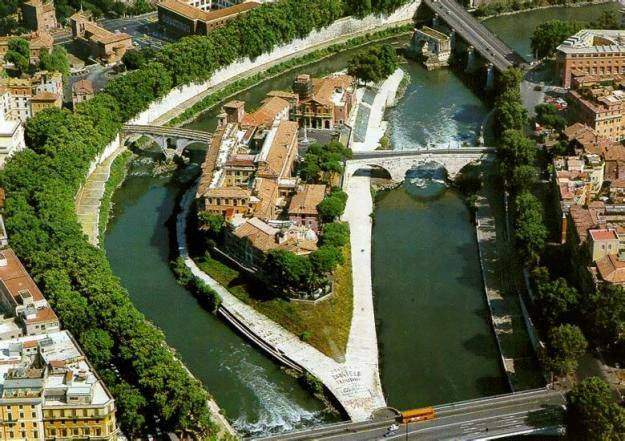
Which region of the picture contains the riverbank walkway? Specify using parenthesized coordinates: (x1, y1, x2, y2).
(177, 186, 386, 422)
(75, 146, 126, 246)
(475, 193, 544, 391)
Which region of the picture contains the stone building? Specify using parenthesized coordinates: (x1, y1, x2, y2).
(287, 184, 327, 233)
(157, 0, 260, 37)
(292, 74, 355, 129)
(0, 32, 53, 65)
(21, 0, 58, 33)
(568, 89, 625, 142)
(72, 79, 95, 108)
(557, 29, 625, 89)
(30, 91, 62, 116)
(69, 12, 132, 65)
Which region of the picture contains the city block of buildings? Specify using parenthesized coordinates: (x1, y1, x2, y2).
(196, 73, 356, 271)
(0, 32, 53, 66)
(20, 0, 59, 34)
(0, 245, 118, 441)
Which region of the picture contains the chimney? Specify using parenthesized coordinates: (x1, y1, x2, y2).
(561, 213, 568, 244)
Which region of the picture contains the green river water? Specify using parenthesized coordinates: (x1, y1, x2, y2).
(103, 5, 610, 435)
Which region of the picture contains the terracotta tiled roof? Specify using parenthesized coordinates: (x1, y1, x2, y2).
(589, 228, 618, 241)
(233, 217, 279, 252)
(159, 0, 260, 23)
(72, 79, 94, 95)
(0, 249, 47, 305)
(308, 74, 354, 107)
(261, 120, 298, 179)
(252, 178, 278, 220)
(597, 253, 625, 283)
(242, 96, 289, 128)
(31, 91, 58, 102)
(197, 127, 225, 198)
(288, 184, 326, 216)
(203, 186, 251, 198)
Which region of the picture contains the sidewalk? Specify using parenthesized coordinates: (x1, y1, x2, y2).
(75, 146, 126, 246)
(475, 193, 545, 391)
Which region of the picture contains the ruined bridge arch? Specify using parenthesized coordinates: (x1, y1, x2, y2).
(121, 124, 212, 160)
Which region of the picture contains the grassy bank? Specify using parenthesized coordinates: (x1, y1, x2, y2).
(168, 25, 413, 127)
(196, 245, 354, 361)
(98, 150, 132, 238)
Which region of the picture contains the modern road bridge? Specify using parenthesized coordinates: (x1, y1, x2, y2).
(423, 0, 525, 72)
(345, 147, 495, 182)
(257, 388, 566, 441)
(122, 124, 212, 159)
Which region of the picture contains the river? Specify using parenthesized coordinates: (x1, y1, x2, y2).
(103, 5, 607, 436)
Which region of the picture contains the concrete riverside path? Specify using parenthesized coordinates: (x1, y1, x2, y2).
(75, 146, 126, 246)
(474, 194, 542, 391)
(177, 185, 386, 422)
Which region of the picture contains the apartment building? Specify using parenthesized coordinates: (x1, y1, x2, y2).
(20, 0, 58, 33)
(557, 29, 625, 89)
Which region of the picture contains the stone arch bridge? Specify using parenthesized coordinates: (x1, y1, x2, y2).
(344, 147, 495, 184)
(122, 124, 212, 160)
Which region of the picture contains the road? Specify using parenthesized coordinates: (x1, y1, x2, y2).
(258, 389, 565, 441)
(423, 0, 523, 71)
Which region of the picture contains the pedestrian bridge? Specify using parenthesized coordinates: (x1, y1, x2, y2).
(121, 124, 212, 159)
(256, 388, 566, 440)
(345, 147, 495, 182)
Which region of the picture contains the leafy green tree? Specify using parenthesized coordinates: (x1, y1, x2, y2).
(310, 245, 343, 273)
(531, 20, 583, 58)
(535, 103, 566, 131)
(122, 47, 156, 70)
(320, 222, 350, 248)
(514, 191, 547, 264)
(586, 283, 625, 349)
(541, 324, 587, 378)
(299, 141, 351, 183)
(79, 328, 114, 369)
(511, 164, 537, 192)
(39, 46, 70, 75)
(567, 377, 625, 441)
(497, 129, 537, 180)
(535, 277, 579, 327)
(348, 44, 398, 84)
(591, 11, 621, 30)
(198, 212, 224, 239)
(263, 249, 314, 297)
(5, 37, 30, 76)
(317, 189, 348, 222)
(112, 381, 148, 438)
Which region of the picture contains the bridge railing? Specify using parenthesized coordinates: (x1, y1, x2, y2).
(433, 387, 558, 412)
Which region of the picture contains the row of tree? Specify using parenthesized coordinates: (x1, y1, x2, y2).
(2, 0, 410, 435)
(494, 62, 625, 439)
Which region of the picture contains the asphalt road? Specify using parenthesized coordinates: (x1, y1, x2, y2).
(424, 0, 518, 71)
(259, 390, 565, 441)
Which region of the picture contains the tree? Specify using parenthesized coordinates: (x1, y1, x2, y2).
(299, 141, 351, 184)
(591, 11, 620, 30)
(511, 164, 537, 192)
(348, 44, 398, 84)
(122, 47, 156, 70)
(535, 103, 567, 131)
(198, 212, 224, 238)
(541, 324, 587, 378)
(497, 129, 537, 180)
(5, 37, 30, 76)
(586, 283, 625, 348)
(320, 221, 350, 248)
(531, 20, 583, 59)
(514, 191, 547, 264)
(79, 328, 114, 369)
(39, 46, 70, 76)
(567, 377, 625, 441)
(317, 189, 348, 222)
(310, 244, 343, 273)
(535, 277, 579, 327)
(263, 249, 314, 297)
(112, 381, 148, 438)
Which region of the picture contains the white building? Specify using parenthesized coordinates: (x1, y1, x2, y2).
(0, 93, 25, 169)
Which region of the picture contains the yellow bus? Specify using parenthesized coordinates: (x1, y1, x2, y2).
(401, 407, 436, 423)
